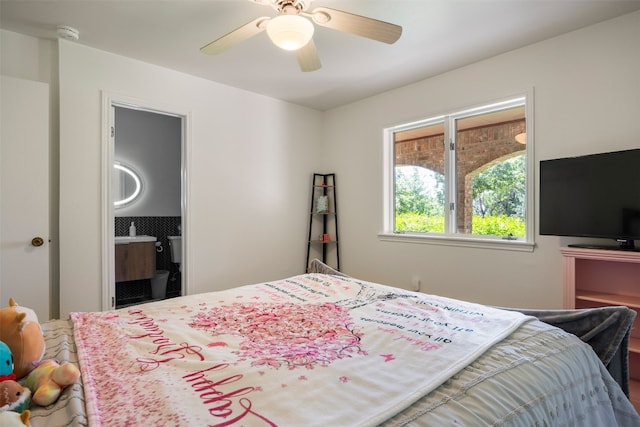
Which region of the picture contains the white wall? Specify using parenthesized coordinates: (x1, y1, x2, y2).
(58, 41, 323, 316)
(3, 10, 639, 317)
(0, 30, 57, 83)
(323, 11, 640, 309)
(114, 107, 182, 217)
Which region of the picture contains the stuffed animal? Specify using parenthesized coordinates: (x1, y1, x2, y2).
(24, 360, 80, 407)
(0, 380, 31, 413)
(0, 410, 31, 427)
(0, 299, 45, 379)
(0, 341, 16, 382)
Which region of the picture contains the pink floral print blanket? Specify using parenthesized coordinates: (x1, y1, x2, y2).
(71, 273, 529, 426)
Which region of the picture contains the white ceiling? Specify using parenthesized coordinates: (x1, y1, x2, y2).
(2, 0, 639, 111)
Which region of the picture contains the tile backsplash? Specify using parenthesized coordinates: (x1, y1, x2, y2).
(115, 216, 182, 304)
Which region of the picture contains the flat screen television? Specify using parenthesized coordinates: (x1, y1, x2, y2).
(539, 148, 640, 250)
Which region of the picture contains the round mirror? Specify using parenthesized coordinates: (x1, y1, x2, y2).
(114, 163, 142, 208)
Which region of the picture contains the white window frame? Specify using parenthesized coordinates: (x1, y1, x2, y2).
(380, 92, 535, 252)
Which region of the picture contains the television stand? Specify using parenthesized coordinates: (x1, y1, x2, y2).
(568, 241, 638, 252)
(561, 246, 640, 411)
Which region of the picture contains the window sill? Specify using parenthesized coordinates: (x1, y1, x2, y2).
(378, 232, 536, 252)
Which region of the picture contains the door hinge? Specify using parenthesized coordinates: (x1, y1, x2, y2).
(450, 202, 455, 211)
(112, 296, 115, 308)
(111, 126, 115, 138)
(449, 139, 454, 151)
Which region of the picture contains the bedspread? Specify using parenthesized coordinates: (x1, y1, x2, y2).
(381, 317, 640, 427)
(27, 263, 640, 426)
(30, 318, 87, 427)
(71, 273, 529, 426)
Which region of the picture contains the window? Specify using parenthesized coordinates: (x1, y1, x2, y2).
(382, 95, 534, 251)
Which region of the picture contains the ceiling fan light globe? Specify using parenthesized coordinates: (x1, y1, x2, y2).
(266, 15, 314, 51)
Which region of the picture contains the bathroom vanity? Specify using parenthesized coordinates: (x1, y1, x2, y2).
(115, 236, 156, 282)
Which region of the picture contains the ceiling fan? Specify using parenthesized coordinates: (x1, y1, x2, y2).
(200, 0, 402, 72)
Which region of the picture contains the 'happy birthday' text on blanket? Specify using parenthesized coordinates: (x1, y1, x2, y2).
(71, 273, 529, 427)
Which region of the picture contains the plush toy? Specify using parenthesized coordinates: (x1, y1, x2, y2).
(0, 299, 45, 379)
(0, 341, 16, 382)
(24, 360, 80, 407)
(0, 340, 31, 413)
(0, 410, 31, 427)
(0, 380, 31, 413)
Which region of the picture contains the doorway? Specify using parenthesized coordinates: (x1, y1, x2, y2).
(102, 93, 188, 310)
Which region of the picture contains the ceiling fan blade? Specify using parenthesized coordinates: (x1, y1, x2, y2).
(309, 7, 402, 44)
(296, 39, 321, 72)
(200, 17, 270, 55)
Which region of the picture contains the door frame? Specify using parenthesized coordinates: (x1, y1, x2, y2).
(100, 92, 191, 310)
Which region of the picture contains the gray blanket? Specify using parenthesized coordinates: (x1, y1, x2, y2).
(504, 305, 636, 396)
(308, 259, 636, 396)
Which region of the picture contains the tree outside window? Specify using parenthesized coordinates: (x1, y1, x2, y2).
(385, 96, 532, 246)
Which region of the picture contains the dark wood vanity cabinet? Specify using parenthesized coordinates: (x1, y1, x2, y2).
(115, 242, 155, 282)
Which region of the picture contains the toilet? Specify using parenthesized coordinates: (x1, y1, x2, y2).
(167, 236, 182, 272)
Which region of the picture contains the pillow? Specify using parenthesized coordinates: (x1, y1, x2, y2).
(308, 259, 350, 277)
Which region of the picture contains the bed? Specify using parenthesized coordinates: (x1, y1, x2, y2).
(28, 260, 640, 426)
